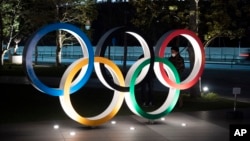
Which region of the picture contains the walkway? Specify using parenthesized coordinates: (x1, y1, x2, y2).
(1, 108, 250, 141)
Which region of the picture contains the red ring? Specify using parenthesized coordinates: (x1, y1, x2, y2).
(156, 29, 205, 89)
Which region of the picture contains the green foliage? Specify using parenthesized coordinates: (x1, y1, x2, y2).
(202, 0, 249, 41)
(181, 92, 219, 102)
(130, 0, 250, 44)
(201, 92, 219, 101)
(0, 0, 22, 44)
(0, 0, 98, 66)
(21, 0, 98, 39)
(130, 0, 189, 42)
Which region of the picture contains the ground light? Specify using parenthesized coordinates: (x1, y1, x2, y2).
(70, 131, 76, 136)
(181, 123, 187, 127)
(111, 121, 116, 125)
(203, 86, 209, 92)
(53, 124, 59, 129)
(50, 118, 192, 138)
(130, 127, 135, 130)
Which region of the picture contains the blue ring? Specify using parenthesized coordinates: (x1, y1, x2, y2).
(23, 23, 94, 96)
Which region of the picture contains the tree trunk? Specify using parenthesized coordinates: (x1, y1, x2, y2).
(188, 0, 201, 98)
(122, 33, 127, 75)
(204, 35, 220, 49)
(56, 47, 62, 66)
(0, 49, 7, 66)
(0, 51, 4, 67)
(0, 13, 3, 67)
(56, 30, 63, 66)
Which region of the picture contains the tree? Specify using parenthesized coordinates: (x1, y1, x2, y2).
(130, 0, 189, 45)
(130, 0, 201, 98)
(188, 0, 250, 97)
(53, 0, 98, 66)
(22, 0, 98, 66)
(130, 0, 250, 98)
(201, 0, 250, 48)
(186, 0, 200, 98)
(0, 0, 22, 66)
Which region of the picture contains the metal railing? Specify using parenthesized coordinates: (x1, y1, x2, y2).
(4, 46, 250, 66)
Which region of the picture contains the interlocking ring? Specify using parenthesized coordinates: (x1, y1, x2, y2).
(59, 57, 125, 126)
(95, 27, 154, 92)
(155, 30, 205, 89)
(59, 57, 179, 126)
(125, 57, 180, 120)
(23, 23, 205, 126)
(23, 23, 94, 96)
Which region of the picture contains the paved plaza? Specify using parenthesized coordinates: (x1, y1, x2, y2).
(1, 108, 250, 141)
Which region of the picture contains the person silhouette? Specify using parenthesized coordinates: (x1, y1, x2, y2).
(168, 46, 185, 107)
(138, 54, 154, 107)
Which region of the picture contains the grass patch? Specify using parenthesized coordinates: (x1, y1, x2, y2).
(201, 92, 219, 101)
(174, 92, 250, 112)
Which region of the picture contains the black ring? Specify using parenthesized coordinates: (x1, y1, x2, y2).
(95, 26, 155, 92)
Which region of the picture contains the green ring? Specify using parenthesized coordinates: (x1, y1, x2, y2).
(129, 57, 180, 119)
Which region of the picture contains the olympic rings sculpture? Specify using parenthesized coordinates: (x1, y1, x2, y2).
(23, 23, 205, 126)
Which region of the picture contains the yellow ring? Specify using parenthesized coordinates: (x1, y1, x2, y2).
(59, 57, 125, 126)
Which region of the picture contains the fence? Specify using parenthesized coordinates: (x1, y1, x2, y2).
(5, 46, 250, 64)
